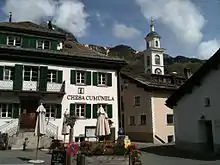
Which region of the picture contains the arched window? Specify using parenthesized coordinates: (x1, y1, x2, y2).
(155, 55, 160, 65)
(147, 42, 149, 48)
(155, 41, 159, 47)
(155, 68, 162, 75)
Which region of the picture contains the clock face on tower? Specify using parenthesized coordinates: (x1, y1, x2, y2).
(155, 68, 162, 75)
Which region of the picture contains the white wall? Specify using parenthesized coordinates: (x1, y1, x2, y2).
(174, 66, 220, 150)
(0, 60, 119, 140)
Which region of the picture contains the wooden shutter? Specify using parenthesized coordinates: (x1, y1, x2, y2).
(51, 41, 58, 50)
(85, 71, 91, 85)
(39, 66, 48, 91)
(70, 70, 76, 84)
(92, 104, 98, 118)
(107, 73, 112, 87)
(0, 33, 7, 45)
(13, 64, 23, 90)
(12, 103, 20, 118)
(22, 37, 29, 48)
(29, 37, 37, 48)
(0, 66, 3, 80)
(92, 72, 98, 86)
(107, 104, 113, 118)
(55, 104, 62, 119)
(85, 104, 91, 118)
(70, 104, 75, 116)
(57, 71, 63, 83)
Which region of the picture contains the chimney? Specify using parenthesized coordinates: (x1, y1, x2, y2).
(47, 20, 53, 30)
(184, 68, 192, 79)
(9, 12, 12, 22)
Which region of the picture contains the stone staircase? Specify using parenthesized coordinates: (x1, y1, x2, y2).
(8, 131, 53, 150)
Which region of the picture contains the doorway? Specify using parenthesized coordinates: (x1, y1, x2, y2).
(19, 97, 39, 131)
(204, 120, 214, 152)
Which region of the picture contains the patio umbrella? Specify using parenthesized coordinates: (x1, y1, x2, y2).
(95, 105, 111, 138)
(62, 110, 69, 143)
(29, 103, 46, 164)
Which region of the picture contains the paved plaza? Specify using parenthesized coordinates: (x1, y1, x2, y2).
(0, 144, 220, 165)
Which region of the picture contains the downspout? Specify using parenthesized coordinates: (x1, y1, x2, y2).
(117, 70, 122, 129)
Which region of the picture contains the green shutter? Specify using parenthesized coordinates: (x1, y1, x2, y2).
(86, 71, 91, 85)
(13, 65, 23, 90)
(51, 41, 58, 50)
(29, 38, 37, 48)
(107, 104, 113, 118)
(0, 66, 3, 80)
(22, 37, 29, 48)
(70, 70, 76, 84)
(92, 72, 98, 86)
(85, 104, 91, 118)
(0, 33, 7, 45)
(92, 104, 98, 118)
(12, 103, 20, 118)
(70, 104, 75, 116)
(39, 66, 48, 91)
(107, 73, 112, 87)
(56, 104, 62, 119)
(57, 71, 63, 83)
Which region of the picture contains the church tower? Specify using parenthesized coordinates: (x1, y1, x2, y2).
(144, 18, 165, 75)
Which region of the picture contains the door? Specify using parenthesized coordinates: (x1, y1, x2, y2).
(20, 98, 39, 130)
(205, 120, 214, 151)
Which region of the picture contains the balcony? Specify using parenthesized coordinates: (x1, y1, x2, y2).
(0, 80, 13, 90)
(47, 83, 63, 92)
(23, 81, 38, 91)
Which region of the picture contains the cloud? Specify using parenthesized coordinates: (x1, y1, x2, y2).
(2, 0, 89, 38)
(96, 12, 105, 27)
(135, 0, 206, 46)
(113, 22, 141, 39)
(198, 40, 220, 59)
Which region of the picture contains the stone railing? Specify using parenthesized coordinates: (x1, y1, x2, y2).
(46, 121, 59, 139)
(0, 120, 19, 136)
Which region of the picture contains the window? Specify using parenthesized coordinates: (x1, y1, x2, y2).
(167, 135, 174, 143)
(140, 115, 146, 125)
(155, 68, 162, 75)
(98, 73, 107, 85)
(204, 97, 211, 107)
(47, 70, 60, 83)
(129, 116, 135, 125)
(37, 40, 50, 50)
(147, 42, 149, 48)
(167, 114, 174, 125)
(23, 66, 38, 81)
(76, 71, 85, 84)
(0, 104, 12, 118)
(155, 55, 160, 65)
(134, 96, 140, 106)
(7, 36, 22, 47)
(3, 66, 13, 80)
(75, 104, 86, 118)
(147, 56, 150, 66)
(155, 41, 159, 47)
(45, 104, 56, 118)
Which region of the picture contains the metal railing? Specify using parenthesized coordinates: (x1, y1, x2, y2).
(46, 121, 59, 139)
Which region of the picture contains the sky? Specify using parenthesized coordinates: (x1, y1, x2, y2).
(0, 0, 220, 59)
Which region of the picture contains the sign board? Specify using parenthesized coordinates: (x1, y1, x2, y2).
(85, 126, 96, 138)
(67, 95, 114, 101)
(51, 150, 66, 165)
(67, 142, 79, 155)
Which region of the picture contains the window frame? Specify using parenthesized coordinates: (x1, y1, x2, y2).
(3, 66, 13, 81)
(75, 104, 86, 118)
(76, 71, 86, 85)
(155, 68, 162, 75)
(167, 135, 174, 143)
(0, 103, 13, 118)
(47, 70, 58, 83)
(129, 116, 135, 125)
(155, 55, 160, 65)
(97, 72, 107, 86)
(36, 40, 50, 50)
(7, 36, 22, 47)
(134, 96, 141, 106)
(23, 66, 39, 81)
(45, 104, 56, 118)
(167, 114, 174, 125)
(140, 114, 146, 125)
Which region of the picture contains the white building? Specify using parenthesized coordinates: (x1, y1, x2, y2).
(166, 48, 220, 153)
(0, 21, 126, 143)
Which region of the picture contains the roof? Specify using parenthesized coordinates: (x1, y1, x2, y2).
(166, 48, 220, 109)
(0, 21, 65, 37)
(146, 31, 161, 38)
(121, 70, 186, 91)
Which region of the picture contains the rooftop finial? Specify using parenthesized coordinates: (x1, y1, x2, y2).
(9, 12, 12, 23)
(150, 17, 155, 32)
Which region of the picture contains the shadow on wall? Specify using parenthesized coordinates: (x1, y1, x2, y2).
(140, 144, 220, 161)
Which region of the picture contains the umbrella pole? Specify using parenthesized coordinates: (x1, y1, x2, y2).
(36, 135, 40, 160)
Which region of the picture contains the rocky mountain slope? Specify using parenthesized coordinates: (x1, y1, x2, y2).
(85, 44, 205, 76)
